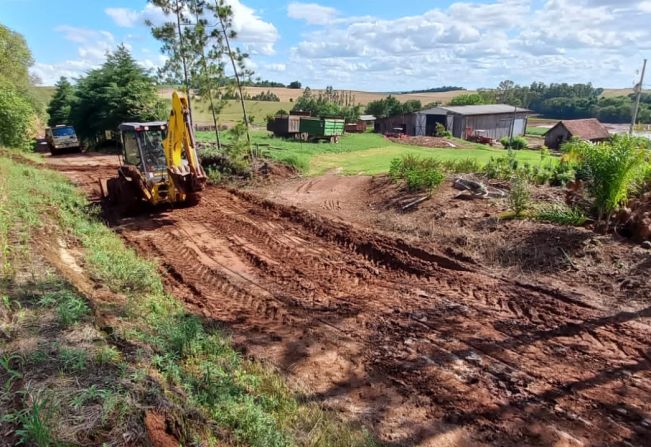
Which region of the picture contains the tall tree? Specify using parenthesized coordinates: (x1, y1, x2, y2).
(0, 24, 33, 92)
(147, 0, 199, 123)
(71, 45, 165, 141)
(208, 0, 254, 149)
(0, 24, 38, 150)
(46, 77, 75, 126)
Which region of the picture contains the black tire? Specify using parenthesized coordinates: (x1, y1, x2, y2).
(48, 145, 58, 156)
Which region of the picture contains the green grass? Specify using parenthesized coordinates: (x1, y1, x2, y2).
(178, 98, 292, 126)
(526, 127, 549, 136)
(196, 130, 548, 176)
(0, 152, 377, 446)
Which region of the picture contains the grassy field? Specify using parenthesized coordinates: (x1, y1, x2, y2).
(197, 130, 549, 176)
(526, 126, 549, 136)
(0, 150, 377, 446)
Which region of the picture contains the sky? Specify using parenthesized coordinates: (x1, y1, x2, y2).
(1, 0, 649, 91)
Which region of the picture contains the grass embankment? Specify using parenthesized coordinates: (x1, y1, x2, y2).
(0, 152, 377, 446)
(197, 130, 549, 176)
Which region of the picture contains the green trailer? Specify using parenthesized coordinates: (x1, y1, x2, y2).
(299, 117, 345, 143)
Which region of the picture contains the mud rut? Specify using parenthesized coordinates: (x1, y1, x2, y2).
(49, 154, 650, 446)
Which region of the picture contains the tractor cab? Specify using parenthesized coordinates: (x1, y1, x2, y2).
(119, 122, 169, 184)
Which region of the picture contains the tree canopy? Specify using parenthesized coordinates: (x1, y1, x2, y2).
(70, 45, 165, 140)
(47, 77, 75, 126)
(0, 24, 39, 150)
(292, 87, 361, 122)
(365, 96, 421, 118)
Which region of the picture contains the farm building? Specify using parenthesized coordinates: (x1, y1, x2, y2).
(374, 104, 533, 140)
(544, 118, 611, 149)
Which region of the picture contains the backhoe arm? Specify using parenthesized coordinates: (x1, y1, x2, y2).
(163, 92, 206, 196)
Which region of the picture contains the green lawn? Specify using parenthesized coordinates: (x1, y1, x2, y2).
(526, 126, 549, 136)
(196, 130, 550, 176)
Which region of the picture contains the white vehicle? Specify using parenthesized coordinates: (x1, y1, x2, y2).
(45, 125, 81, 155)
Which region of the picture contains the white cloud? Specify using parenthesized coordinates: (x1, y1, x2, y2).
(288, 2, 339, 25)
(287, 0, 651, 90)
(266, 63, 287, 72)
(104, 1, 278, 55)
(54, 26, 116, 63)
(227, 0, 279, 55)
(105, 8, 141, 28)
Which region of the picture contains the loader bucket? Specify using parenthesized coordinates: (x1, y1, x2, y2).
(168, 165, 207, 195)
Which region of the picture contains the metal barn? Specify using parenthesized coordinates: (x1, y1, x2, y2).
(374, 104, 533, 140)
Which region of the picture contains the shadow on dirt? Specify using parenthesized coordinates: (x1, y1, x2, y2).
(489, 225, 593, 272)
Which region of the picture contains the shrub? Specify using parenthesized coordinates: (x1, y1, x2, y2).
(389, 154, 445, 194)
(500, 136, 528, 150)
(441, 158, 481, 174)
(535, 204, 588, 226)
(549, 161, 576, 187)
(434, 122, 452, 138)
(509, 173, 530, 218)
(573, 135, 646, 221)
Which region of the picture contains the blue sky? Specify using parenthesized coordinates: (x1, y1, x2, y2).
(1, 0, 649, 90)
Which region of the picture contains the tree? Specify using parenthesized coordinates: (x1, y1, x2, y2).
(71, 45, 165, 141)
(0, 24, 38, 150)
(46, 77, 75, 126)
(208, 0, 254, 150)
(288, 81, 302, 89)
(449, 93, 487, 106)
(365, 96, 417, 118)
(0, 24, 33, 92)
(0, 79, 35, 150)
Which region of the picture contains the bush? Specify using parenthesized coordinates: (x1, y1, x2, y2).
(500, 136, 528, 150)
(0, 81, 35, 150)
(535, 204, 588, 226)
(572, 135, 646, 220)
(509, 173, 530, 218)
(549, 161, 576, 187)
(434, 122, 452, 138)
(389, 154, 445, 194)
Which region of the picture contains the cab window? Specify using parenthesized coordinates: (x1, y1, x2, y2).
(123, 131, 141, 166)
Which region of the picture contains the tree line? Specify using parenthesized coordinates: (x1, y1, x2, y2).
(290, 87, 362, 122)
(451, 80, 651, 124)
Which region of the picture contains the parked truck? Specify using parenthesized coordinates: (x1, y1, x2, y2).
(45, 125, 81, 155)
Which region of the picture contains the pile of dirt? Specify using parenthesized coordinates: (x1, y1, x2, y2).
(616, 192, 651, 242)
(387, 135, 456, 148)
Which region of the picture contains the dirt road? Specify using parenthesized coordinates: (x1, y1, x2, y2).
(47, 152, 651, 446)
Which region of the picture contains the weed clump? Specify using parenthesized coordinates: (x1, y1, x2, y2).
(500, 136, 528, 150)
(535, 204, 588, 226)
(509, 173, 530, 218)
(389, 154, 444, 194)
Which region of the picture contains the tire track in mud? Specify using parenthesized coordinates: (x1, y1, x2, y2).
(46, 155, 650, 446)
(117, 188, 651, 446)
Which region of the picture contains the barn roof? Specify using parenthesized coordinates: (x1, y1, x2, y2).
(420, 104, 532, 116)
(552, 119, 610, 140)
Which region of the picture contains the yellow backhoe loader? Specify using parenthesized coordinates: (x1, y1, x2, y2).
(102, 92, 207, 212)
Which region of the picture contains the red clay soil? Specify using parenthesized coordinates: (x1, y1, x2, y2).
(46, 153, 651, 447)
(144, 411, 179, 447)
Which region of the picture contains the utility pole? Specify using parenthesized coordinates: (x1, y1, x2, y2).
(630, 58, 647, 135)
